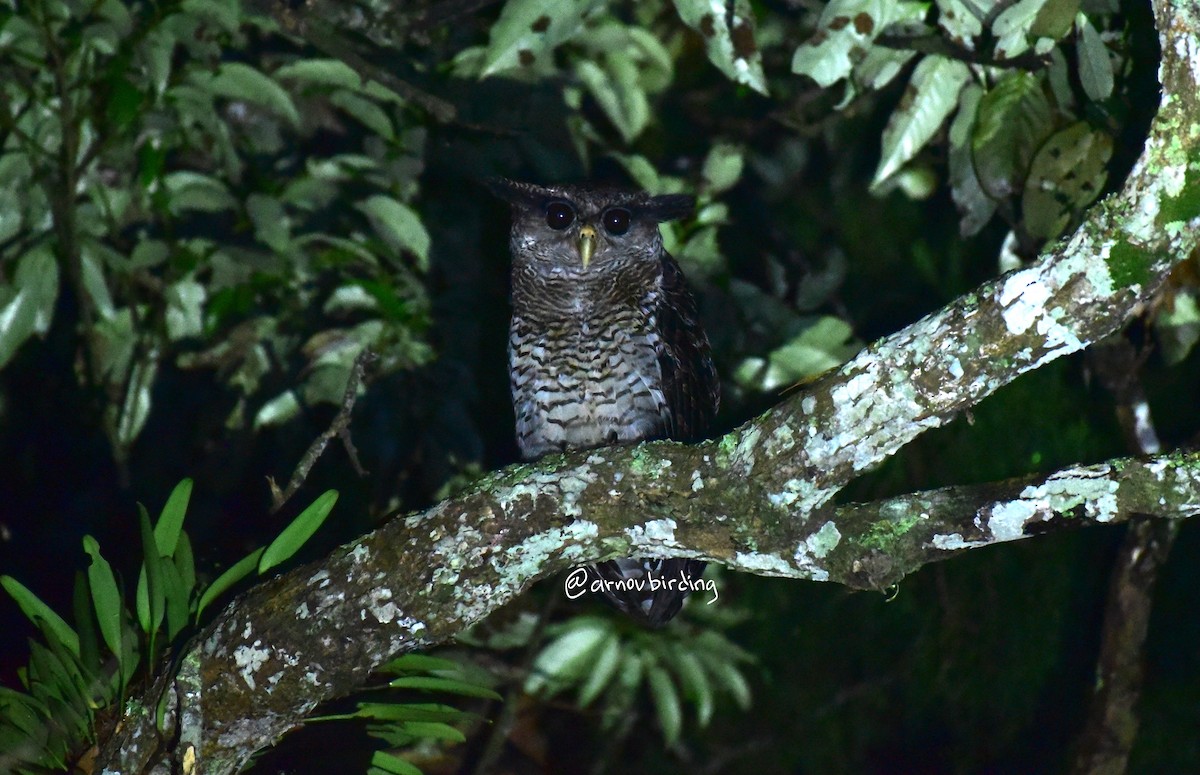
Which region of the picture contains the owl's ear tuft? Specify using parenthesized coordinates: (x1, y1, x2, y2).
(485, 177, 526, 204)
(641, 194, 695, 222)
(486, 178, 556, 208)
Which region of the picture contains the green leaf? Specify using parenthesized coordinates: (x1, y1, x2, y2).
(129, 239, 169, 269)
(274, 58, 363, 90)
(0, 246, 60, 369)
(672, 0, 768, 94)
(1075, 13, 1113, 101)
(1021, 121, 1112, 240)
(647, 665, 682, 745)
(118, 609, 138, 685)
(575, 57, 649, 143)
(992, 0, 1048, 59)
(246, 194, 291, 253)
(162, 172, 237, 214)
(855, 44, 918, 92)
(526, 617, 612, 696)
(80, 245, 115, 320)
(136, 532, 150, 632)
(670, 648, 714, 726)
(0, 687, 47, 735)
(28, 640, 79, 709)
(82, 536, 124, 666)
(678, 225, 724, 275)
(140, 28, 176, 95)
(387, 676, 502, 701)
(174, 531, 196, 594)
(154, 479, 193, 557)
(1155, 290, 1200, 365)
(112, 355, 159, 450)
(357, 195, 430, 269)
(45, 693, 90, 746)
(971, 71, 1053, 199)
(1047, 47, 1075, 109)
(735, 316, 860, 392)
(258, 490, 338, 574)
(330, 90, 395, 141)
(196, 547, 265, 619)
(948, 83, 997, 236)
(936, 0, 983, 49)
(136, 504, 166, 641)
(791, 0, 893, 88)
(380, 654, 463, 674)
(0, 183, 25, 247)
(576, 633, 621, 706)
(397, 720, 466, 743)
(611, 153, 685, 195)
(480, 0, 606, 76)
(166, 279, 206, 341)
(626, 27, 674, 93)
(872, 55, 971, 187)
(344, 702, 466, 723)
(73, 572, 101, 676)
(254, 389, 301, 429)
(1030, 0, 1080, 39)
(702, 143, 745, 194)
(105, 75, 143, 131)
(891, 166, 938, 199)
(1, 577, 80, 657)
(701, 654, 752, 710)
(369, 750, 423, 775)
(204, 62, 300, 127)
(181, 0, 240, 32)
(160, 560, 190, 640)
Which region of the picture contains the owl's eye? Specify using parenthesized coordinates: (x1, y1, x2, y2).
(602, 207, 632, 235)
(545, 202, 575, 230)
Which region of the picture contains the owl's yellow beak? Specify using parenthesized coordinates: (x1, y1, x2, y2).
(577, 225, 597, 269)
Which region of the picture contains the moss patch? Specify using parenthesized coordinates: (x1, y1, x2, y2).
(1105, 240, 1151, 289)
(1159, 164, 1200, 224)
(859, 511, 923, 551)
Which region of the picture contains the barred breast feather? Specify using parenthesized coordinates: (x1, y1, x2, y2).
(497, 179, 718, 627)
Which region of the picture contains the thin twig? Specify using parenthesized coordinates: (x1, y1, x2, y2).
(875, 32, 1052, 71)
(469, 591, 560, 775)
(407, 0, 505, 32)
(252, 1, 459, 124)
(1072, 337, 1179, 775)
(268, 348, 377, 513)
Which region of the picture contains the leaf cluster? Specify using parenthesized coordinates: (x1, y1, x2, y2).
(0, 479, 337, 772)
(0, 0, 433, 465)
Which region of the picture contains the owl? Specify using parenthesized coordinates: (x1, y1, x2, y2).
(492, 179, 720, 626)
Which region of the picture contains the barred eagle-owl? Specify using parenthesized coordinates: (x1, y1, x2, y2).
(494, 179, 719, 626)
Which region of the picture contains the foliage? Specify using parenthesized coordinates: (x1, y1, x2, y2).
(525, 614, 753, 747)
(459, 577, 753, 755)
(0, 0, 432, 466)
(0, 479, 337, 772)
(789, 0, 1122, 254)
(308, 654, 501, 775)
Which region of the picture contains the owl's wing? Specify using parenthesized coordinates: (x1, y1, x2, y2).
(652, 252, 720, 441)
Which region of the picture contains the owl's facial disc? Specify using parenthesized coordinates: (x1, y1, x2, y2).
(577, 225, 598, 268)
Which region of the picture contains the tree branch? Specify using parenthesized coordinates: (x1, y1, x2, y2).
(102, 441, 1200, 773)
(94, 0, 1200, 771)
(1072, 338, 1178, 773)
(268, 348, 376, 513)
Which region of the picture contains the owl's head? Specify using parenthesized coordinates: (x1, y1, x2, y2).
(490, 179, 694, 274)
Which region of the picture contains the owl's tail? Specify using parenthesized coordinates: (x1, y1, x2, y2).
(586, 558, 707, 627)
